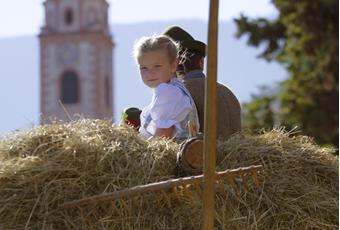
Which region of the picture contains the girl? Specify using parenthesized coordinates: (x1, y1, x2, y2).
(133, 35, 199, 140)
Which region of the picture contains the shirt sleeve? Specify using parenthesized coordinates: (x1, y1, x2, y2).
(150, 83, 192, 129)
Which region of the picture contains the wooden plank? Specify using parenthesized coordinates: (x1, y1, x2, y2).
(203, 0, 219, 229)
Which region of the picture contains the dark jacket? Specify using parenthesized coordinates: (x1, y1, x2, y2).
(183, 71, 241, 140)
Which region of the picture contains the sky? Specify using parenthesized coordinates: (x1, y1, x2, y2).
(0, 0, 277, 38)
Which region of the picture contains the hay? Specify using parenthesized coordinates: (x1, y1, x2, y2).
(0, 119, 338, 229)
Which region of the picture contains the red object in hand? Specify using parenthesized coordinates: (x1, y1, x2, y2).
(123, 107, 142, 130)
(126, 119, 140, 129)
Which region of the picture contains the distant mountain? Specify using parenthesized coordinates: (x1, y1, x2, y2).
(0, 20, 287, 135)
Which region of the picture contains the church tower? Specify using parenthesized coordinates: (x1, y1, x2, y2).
(39, 0, 114, 122)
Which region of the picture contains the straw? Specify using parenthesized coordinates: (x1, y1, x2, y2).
(0, 119, 338, 229)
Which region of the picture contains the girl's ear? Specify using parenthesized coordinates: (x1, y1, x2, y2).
(171, 59, 178, 73)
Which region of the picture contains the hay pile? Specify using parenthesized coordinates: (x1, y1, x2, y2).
(0, 119, 338, 229)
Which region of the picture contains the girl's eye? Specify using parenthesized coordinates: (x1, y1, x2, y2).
(140, 67, 147, 71)
(155, 65, 162, 68)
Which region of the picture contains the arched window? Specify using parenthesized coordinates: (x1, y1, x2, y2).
(64, 8, 74, 26)
(61, 71, 79, 104)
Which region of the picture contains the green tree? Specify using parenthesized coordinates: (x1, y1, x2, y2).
(235, 0, 339, 147)
(242, 85, 278, 132)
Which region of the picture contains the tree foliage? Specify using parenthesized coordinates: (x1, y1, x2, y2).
(235, 0, 339, 147)
(242, 85, 278, 132)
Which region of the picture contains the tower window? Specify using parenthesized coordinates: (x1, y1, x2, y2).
(64, 8, 74, 26)
(61, 71, 79, 104)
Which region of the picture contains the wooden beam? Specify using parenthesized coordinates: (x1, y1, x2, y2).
(203, 0, 219, 229)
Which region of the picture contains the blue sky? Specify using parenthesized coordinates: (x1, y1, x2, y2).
(0, 0, 277, 38)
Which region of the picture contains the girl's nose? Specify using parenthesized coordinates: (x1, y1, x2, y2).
(146, 69, 156, 77)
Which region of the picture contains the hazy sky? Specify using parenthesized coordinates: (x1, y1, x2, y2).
(0, 0, 277, 38)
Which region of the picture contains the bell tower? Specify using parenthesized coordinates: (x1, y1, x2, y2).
(39, 0, 114, 122)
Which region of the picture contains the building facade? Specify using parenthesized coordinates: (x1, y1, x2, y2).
(39, 0, 114, 122)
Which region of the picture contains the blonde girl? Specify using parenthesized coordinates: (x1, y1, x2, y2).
(134, 35, 199, 139)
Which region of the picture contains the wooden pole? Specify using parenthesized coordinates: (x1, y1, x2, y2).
(203, 0, 219, 229)
(61, 165, 262, 209)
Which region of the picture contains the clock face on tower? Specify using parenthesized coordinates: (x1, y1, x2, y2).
(57, 43, 78, 65)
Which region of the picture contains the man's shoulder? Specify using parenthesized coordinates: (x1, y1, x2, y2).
(185, 78, 232, 90)
(217, 81, 231, 90)
(216, 83, 240, 104)
(184, 77, 205, 85)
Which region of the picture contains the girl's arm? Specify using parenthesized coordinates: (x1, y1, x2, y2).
(154, 126, 175, 138)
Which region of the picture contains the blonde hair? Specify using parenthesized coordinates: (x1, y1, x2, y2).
(133, 35, 179, 63)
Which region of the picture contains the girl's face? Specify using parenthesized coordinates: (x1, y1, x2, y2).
(138, 49, 177, 88)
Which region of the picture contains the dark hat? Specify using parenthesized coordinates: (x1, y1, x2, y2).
(162, 25, 206, 57)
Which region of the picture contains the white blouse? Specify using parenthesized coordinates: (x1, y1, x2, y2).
(139, 81, 193, 139)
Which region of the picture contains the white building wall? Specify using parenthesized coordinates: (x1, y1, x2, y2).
(42, 41, 95, 120)
(78, 42, 97, 117)
(40, 0, 113, 122)
(82, 0, 102, 31)
(45, 1, 57, 30)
